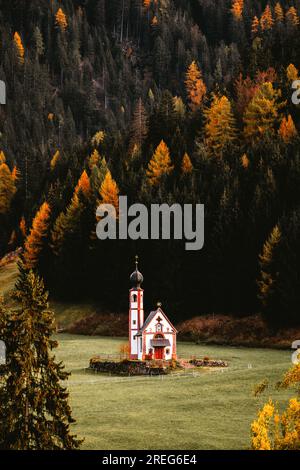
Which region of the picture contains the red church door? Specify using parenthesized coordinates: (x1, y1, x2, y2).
(154, 347, 164, 360)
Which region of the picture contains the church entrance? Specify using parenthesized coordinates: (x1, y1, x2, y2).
(154, 347, 164, 360)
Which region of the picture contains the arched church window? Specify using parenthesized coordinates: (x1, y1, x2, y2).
(156, 323, 162, 332)
(132, 294, 137, 302)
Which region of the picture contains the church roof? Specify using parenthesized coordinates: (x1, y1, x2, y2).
(136, 307, 178, 335)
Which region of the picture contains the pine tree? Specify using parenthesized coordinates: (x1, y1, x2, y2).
(185, 61, 206, 112)
(181, 153, 193, 174)
(0, 267, 82, 449)
(204, 95, 237, 156)
(0, 162, 17, 214)
(274, 2, 284, 23)
(99, 170, 119, 215)
(260, 5, 274, 31)
(278, 115, 298, 143)
(146, 140, 174, 185)
(257, 224, 282, 319)
(55, 8, 68, 32)
(13, 32, 25, 64)
(23, 202, 51, 270)
(51, 194, 83, 256)
(286, 7, 299, 27)
(243, 82, 283, 141)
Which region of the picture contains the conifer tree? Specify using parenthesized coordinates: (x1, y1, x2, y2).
(243, 82, 283, 141)
(231, 0, 243, 21)
(0, 267, 82, 450)
(99, 170, 119, 215)
(260, 5, 274, 31)
(23, 202, 51, 270)
(55, 8, 68, 32)
(286, 63, 299, 82)
(0, 162, 17, 214)
(251, 16, 259, 36)
(204, 95, 237, 156)
(75, 170, 91, 198)
(241, 153, 249, 169)
(274, 3, 284, 23)
(286, 7, 299, 27)
(185, 61, 206, 112)
(51, 194, 83, 256)
(181, 153, 193, 174)
(50, 151, 60, 171)
(130, 98, 148, 152)
(257, 224, 282, 319)
(146, 140, 174, 185)
(13, 32, 24, 64)
(278, 115, 298, 143)
(19, 216, 26, 238)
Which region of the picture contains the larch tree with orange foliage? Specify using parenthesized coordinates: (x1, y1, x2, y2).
(13, 32, 25, 64)
(181, 153, 193, 175)
(185, 61, 206, 112)
(0, 157, 17, 215)
(251, 16, 259, 36)
(50, 150, 60, 171)
(99, 170, 120, 216)
(204, 95, 237, 157)
(146, 140, 174, 186)
(75, 170, 91, 198)
(278, 115, 298, 143)
(55, 8, 68, 32)
(286, 6, 300, 27)
(231, 0, 243, 21)
(260, 5, 274, 31)
(23, 202, 51, 270)
(287, 63, 299, 82)
(274, 2, 284, 23)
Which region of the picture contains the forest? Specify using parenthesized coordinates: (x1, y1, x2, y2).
(0, 0, 300, 325)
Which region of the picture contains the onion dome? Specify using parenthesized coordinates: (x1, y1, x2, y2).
(130, 255, 144, 288)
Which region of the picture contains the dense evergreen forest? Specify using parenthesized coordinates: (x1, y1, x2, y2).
(0, 0, 300, 325)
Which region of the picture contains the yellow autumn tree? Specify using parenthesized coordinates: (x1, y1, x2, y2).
(286, 6, 300, 27)
(146, 140, 174, 185)
(241, 153, 249, 169)
(91, 130, 105, 147)
(0, 151, 6, 164)
(0, 162, 17, 214)
(23, 202, 51, 269)
(55, 8, 68, 32)
(143, 0, 151, 8)
(50, 150, 60, 170)
(13, 32, 25, 64)
(243, 82, 284, 141)
(278, 115, 298, 143)
(260, 5, 274, 31)
(181, 153, 193, 174)
(286, 63, 299, 82)
(88, 149, 101, 170)
(274, 2, 284, 23)
(99, 170, 120, 216)
(251, 16, 259, 36)
(231, 0, 243, 21)
(185, 61, 206, 112)
(204, 95, 237, 156)
(251, 364, 300, 450)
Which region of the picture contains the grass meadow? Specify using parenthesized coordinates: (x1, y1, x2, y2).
(55, 334, 293, 450)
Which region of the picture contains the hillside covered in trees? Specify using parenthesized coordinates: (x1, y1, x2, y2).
(0, 0, 300, 326)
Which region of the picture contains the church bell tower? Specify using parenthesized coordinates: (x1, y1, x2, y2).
(129, 256, 144, 360)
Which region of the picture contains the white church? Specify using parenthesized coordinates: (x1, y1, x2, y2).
(129, 257, 177, 361)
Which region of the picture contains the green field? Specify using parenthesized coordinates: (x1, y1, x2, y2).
(55, 334, 293, 450)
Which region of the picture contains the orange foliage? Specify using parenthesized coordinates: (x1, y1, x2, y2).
(185, 61, 206, 111)
(251, 16, 259, 35)
(286, 6, 299, 27)
(99, 170, 120, 216)
(24, 202, 51, 269)
(231, 0, 243, 21)
(260, 5, 274, 31)
(75, 170, 91, 198)
(278, 115, 298, 143)
(13, 32, 25, 63)
(274, 2, 284, 22)
(146, 140, 174, 185)
(181, 153, 193, 174)
(55, 8, 68, 32)
(19, 216, 27, 238)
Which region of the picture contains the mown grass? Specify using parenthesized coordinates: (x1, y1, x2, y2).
(55, 334, 293, 450)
